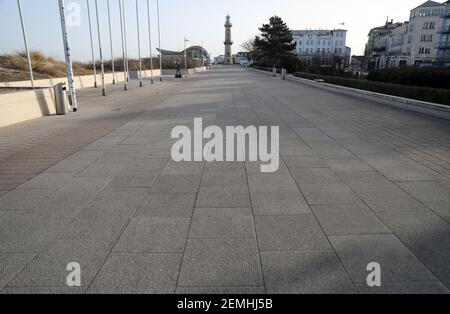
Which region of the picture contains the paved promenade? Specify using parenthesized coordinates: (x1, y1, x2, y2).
(0, 67, 449, 294)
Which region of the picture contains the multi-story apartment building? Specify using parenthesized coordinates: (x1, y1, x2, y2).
(437, 0, 450, 64)
(292, 29, 351, 68)
(363, 0, 449, 69)
(365, 21, 409, 70)
(407, 0, 446, 65)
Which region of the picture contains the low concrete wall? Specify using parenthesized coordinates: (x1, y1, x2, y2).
(161, 67, 207, 76)
(0, 88, 57, 127)
(0, 70, 162, 89)
(249, 67, 450, 121)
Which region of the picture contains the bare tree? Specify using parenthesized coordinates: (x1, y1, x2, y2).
(241, 37, 256, 53)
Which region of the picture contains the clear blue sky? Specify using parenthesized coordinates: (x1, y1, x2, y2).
(0, 0, 427, 61)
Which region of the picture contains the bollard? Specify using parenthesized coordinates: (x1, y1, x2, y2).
(54, 83, 68, 115)
(282, 68, 287, 80)
(273, 67, 277, 77)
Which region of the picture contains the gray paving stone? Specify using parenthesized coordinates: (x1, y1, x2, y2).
(0, 189, 53, 210)
(108, 170, 159, 187)
(261, 251, 356, 294)
(426, 202, 450, 223)
(378, 164, 445, 182)
(336, 171, 397, 192)
(291, 168, 342, 185)
(150, 175, 201, 194)
(17, 173, 74, 191)
(113, 218, 190, 253)
(255, 215, 330, 251)
(329, 234, 437, 283)
(76, 163, 126, 177)
(204, 162, 245, 172)
(359, 154, 417, 169)
(377, 211, 450, 247)
(0, 254, 35, 289)
(283, 156, 328, 169)
(312, 203, 391, 236)
(122, 158, 168, 172)
(178, 239, 263, 287)
(87, 187, 148, 214)
(248, 174, 298, 192)
(46, 159, 92, 174)
(196, 186, 250, 208)
(410, 246, 450, 289)
(201, 169, 247, 186)
(300, 184, 360, 205)
(0, 287, 87, 294)
(161, 161, 204, 176)
(87, 253, 182, 294)
(56, 209, 130, 243)
(67, 150, 106, 162)
(397, 181, 450, 203)
(94, 152, 139, 164)
(189, 208, 255, 239)
(356, 188, 429, 213)
(135, 193, 196, 218)
(251, 191, 311, 215)
(311, 144, 354, 158)
(7, 240, 111, 288)
(175, 287, 266, 294)
(355, 282, 449, 294)
(32, 177, 112, 218)
(245, 161, 290, 175)
(325, 158, 372, 172)
(0, 213, 70, 253)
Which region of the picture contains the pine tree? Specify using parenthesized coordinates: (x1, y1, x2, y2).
(253, 16, 297, 70)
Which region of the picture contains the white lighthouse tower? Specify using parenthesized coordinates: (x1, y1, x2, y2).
(224, 14, 233, 65)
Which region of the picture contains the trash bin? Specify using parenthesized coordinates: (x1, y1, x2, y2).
(54, 83, 68, 115)
(281, 68, 287, 80)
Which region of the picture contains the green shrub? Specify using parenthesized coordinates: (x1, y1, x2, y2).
(294, 72, 450, 106)
(367, 67, 450, 89)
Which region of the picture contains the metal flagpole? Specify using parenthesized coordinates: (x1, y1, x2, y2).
(118, 0, 128, 90)
(122, 0, 130, 82)
(94, 0, 106, 96)
(157, 0, 162, 81)
(184, 37, 189, 78)
(86, 0, 97, 88)
(58, 0, 78, 111)
(107, 0, 115, 84)
(146, 0, 154, 84)
(17, 0, 34, 88)
(136, 0, 143, 87)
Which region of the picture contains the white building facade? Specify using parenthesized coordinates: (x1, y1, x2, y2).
(364, 0, 449, 69)
(292, 29, 350, 68)
(437, 0, 450, 64)
(407, 0, 446, 65)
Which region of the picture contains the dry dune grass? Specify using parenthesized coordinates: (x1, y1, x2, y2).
(0, 51, 203, 82)
(0, 51, 92, 82)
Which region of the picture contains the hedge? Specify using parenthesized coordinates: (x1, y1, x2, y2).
(367, 68, 450, 89)
(294, 72, 450, 106)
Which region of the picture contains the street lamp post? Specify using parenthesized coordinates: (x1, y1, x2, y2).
(118, 0, 128, 91)
(157, 0, 163, 81)
(17, 0, 34, 88)
(94, 0, 106, 96)
(146, 0, 154, 84)
(107, 0, 115, 84)
(86, 0, 98, 88)
(58, 0, 78, 111)
(136, 0, 143, 87)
